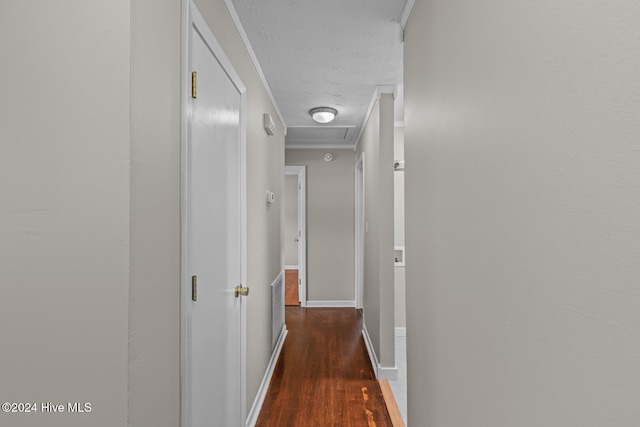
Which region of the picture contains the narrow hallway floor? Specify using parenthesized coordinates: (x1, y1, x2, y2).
(256, 307, 393, 426)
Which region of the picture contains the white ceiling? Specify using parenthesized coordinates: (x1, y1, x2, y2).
(230, 0, 407, 148)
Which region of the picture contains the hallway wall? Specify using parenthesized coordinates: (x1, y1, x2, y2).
(0, 1, 131, 426)
(129, 0, 181, 425)
(404, 1, 640, 425)
(285, 149, 355, 302)
(355, 93, 396, 372)
(130, 0, 286, 424)
(1, 1, 285, 426)
(394, 126, 406, 330)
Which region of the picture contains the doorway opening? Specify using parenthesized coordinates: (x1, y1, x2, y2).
(284, 166, 307, 307)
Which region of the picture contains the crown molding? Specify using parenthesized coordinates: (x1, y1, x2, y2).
(400, 0, 415, 29)
(223, 0, 287, 135)
(285, 144, 356, 150)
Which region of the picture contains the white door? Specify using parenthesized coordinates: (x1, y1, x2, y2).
(184, 4, 246, 426)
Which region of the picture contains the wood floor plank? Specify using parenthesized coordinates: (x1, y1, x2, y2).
(379, 380, 405, 427)
(256, 307, 392, 427)
(285, 269, 300, 306)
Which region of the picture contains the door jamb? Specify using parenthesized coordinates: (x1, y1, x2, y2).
(180, 1, 248, 425)
(355, 153, 365, 309)
(284, 166, 307, 307)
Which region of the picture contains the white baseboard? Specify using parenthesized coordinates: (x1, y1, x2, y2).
(306, 300, 355, 308)
(284, 265, 299, 270)
(395, 327, 406, 337)
(362, 324, 399, 380)
(362, 323, 379, 378)
(246, 326, 288, 427)
(377, 364, 398, 380)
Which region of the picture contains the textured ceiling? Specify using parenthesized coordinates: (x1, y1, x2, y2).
(230, 0, 406, 147)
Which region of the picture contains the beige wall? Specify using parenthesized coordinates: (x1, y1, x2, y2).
(128, 0, 181, 425)
(393, 126, 406, 329)
(1, 1, 285, 426)
(284, 175, 299, 266)
(285, 149, 355, 302)
(405, 1, 640, 425)
(355, 93, 396, 369)
(129, 0, 286, 424)
(0, 1, 131, 426)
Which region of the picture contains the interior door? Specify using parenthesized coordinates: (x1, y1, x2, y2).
(185, 5, 245, 426)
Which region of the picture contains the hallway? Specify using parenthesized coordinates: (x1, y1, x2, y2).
(256, 307, 392, 426)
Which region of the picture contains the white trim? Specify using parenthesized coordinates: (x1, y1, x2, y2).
(285, 166, 307, 306)
(354, 152, 365, 309)
(395, 327, 406, 337)
(270, 270, 285, 288)
(306, 300, 356, 308)
(222, 0, 287, 134)
(239, 42, 249, 427)
(284, 265, 299, 270)
(181, 2, 248, 425)
(287, 125, 356, 130)
(353, 85, 397, 152)
(190, 7, 245, 93)
(362, 323, 379, 378)
(286, 143, 357, 150)
(378, 364, 398, 380)
(245, 326, 288, 427)
(362, 324, 399, 379)
(273, 268, 286, 283)
(394, 121, 405, 128)
(179, 2, 190, 426)
(400, 0, 416, 29)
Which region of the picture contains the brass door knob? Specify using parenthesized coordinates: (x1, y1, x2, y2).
(235, 285, 249, 298)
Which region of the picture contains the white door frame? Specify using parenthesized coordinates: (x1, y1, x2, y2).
(180, 1, 248, 425)
(355, 153, 365, 309)
(284, 166, 307, 307)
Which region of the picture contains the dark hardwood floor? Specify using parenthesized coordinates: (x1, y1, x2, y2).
(256, 307, 392, 427)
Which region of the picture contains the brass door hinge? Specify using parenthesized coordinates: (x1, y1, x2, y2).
(191, 71, 197, 99)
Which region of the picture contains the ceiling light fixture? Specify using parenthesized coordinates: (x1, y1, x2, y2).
(309, 107, 338, 124)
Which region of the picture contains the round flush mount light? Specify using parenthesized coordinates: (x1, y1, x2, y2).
(323, 152, 334, 162)
(309, 107, 338, 124)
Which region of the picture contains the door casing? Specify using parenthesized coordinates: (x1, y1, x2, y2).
(284, 165, 307, 306)
(355, 153, 365, 309)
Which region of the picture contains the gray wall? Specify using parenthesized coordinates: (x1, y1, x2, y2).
(393, 126, 406, 329)
(404, 1, 640, 426)
(1, 1, 285, 426)
(284, 174, 299, 266)
(131, 0, 285, 423)
(285, 149, 355, 302)
(0, 1, 130, 426)
(129, 0, 181, 425)
(355, 93, 396, 369)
